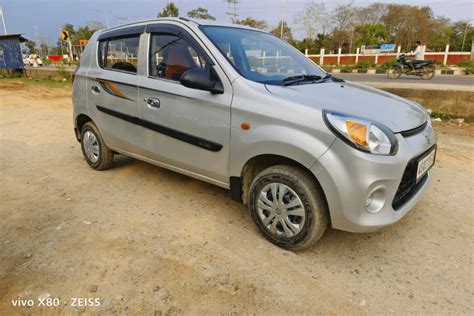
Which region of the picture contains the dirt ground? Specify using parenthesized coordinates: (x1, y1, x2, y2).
(1, 79, 473, 315)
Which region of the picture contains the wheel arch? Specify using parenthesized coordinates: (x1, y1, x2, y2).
(74, 113, 93, 141)
(235, 154, 329, 212)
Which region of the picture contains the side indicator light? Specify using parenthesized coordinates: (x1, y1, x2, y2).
(241, 122, 250, 130)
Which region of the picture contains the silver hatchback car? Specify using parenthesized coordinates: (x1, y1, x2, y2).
(73, 18, 437, 250)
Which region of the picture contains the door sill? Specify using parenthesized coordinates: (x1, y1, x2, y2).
(110, 146, 230, 189)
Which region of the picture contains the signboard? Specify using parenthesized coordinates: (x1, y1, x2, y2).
(361, 44, 396, 54)
(380, 44, 396, 52)
(79, 39, 88, 46)
(61, 31, 70, 41)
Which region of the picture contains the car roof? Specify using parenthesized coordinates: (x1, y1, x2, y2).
(100, 17, 265, 34)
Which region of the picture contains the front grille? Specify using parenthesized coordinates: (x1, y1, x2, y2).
(392, 147, 434, 210)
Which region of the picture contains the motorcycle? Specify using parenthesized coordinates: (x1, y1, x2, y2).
(387, 54, 435, 80)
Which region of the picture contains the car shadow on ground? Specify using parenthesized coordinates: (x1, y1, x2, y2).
(107, 152, 408, 258)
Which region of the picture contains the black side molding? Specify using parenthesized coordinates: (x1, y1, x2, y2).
(229, 176, 243, 203)
(96, 105, 223, 152)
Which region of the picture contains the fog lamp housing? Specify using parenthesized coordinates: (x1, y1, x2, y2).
(365, 188, 386, 213)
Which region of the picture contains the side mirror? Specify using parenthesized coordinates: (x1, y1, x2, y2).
(180, 69, 224, 94)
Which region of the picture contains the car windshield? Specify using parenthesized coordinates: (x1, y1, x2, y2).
(200, 25, 326, 86)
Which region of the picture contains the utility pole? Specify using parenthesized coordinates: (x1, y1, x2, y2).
(226, 0, 238, 22)
(349, 27, 354, 54)
(105, 11, 110, 28)
(461, 19, 471, 52)
(280, 0, 285, 40)
(34, 25, 40, 51)
(0, 6, 7, 34)
(96, 10, 110, 28)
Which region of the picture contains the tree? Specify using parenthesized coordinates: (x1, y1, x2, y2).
(354, 23, 388, 46)
(24, 40, 37, 54)
(40, 43, 49, 56)
(331, 3, 357, 52)
(187, 7, 215, 20)
(157, 2, 179, 18)
(429, 18, 453, 51)
(271, 21, 293, 42)
(87, 21, 106, 32)
(451, 20, 474, 51)
(234, 17, 267, 30)
(382, 5, 434, 50)
(354, 3, 389, 25)
(58, 21, 103, 46)
(295, 1, 331, 40)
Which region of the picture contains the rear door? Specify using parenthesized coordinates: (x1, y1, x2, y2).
(137, 23, 233, 185)
(86, 26, 144, 153)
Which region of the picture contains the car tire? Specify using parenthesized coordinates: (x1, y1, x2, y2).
(248, 165, 329, 251)
(80, 121, 114, 170)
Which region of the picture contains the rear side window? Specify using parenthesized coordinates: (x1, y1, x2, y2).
(98, 36, 140, 74)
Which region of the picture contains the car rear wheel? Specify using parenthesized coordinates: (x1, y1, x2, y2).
(80, 122, 114, 170)
(248, 165, 329, 251)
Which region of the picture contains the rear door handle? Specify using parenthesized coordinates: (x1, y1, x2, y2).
(91, 85, 101, 94)
(145, 97, 160, 108)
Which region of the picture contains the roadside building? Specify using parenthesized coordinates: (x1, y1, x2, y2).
(0, 33, 28, 70)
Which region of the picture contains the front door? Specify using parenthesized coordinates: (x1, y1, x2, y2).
(138, 24, 232, 185)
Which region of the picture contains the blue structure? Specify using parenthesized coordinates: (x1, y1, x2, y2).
(0, 34, 28, 69)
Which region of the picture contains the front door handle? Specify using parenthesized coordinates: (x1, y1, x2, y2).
(91, 85, 101, 94)
(145, 97, 160, 108)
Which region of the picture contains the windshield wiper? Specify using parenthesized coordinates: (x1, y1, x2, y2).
(317, 73, 345, 83)
(282, 75, 322, 86)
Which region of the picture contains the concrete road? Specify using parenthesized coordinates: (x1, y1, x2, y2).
(337, 73, 474, 86)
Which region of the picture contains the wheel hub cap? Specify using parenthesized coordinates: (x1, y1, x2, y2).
(83, 131, 100, 163)
(257, 183, 305, 238)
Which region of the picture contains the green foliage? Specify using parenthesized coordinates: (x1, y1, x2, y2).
(354, 23, 388, 46)
(340, 65, 354, 73)
(450, 21, 474, 51)
(187, 7, 215, 20)
(289, 3, 472, 56)
(379, 59, 397, 69)
(270, 21, 293, 42)
(457, 60, 474, 68)
(0, 77, 71, 88)
(321, 64, 335, 72)
(356, 59, 376, 69)
(457, 60, 474, 74)
(59, 21, 104, 45)
(57, 65, 71, 80)
(157, 2, 179, 17)
(24, 41, 37, 54)
(234, 17, 267, 30)
(430, 111, 457, 121)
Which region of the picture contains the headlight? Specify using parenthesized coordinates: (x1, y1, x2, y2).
(323, 111, 398, 155)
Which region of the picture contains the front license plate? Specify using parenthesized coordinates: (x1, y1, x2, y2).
(416, 148, 436, 182)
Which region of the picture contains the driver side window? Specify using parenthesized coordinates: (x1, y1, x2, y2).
(149, 33, 209, 82)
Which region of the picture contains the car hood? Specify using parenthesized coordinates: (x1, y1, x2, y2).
(265, 81, 428, 133)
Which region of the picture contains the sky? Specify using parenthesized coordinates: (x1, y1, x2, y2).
(1, 0, 473, 45)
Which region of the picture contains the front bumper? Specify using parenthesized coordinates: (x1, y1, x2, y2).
(311, 124, 437, 233)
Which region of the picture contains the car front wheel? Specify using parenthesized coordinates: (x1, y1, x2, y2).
(248, 165, 329, 251)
